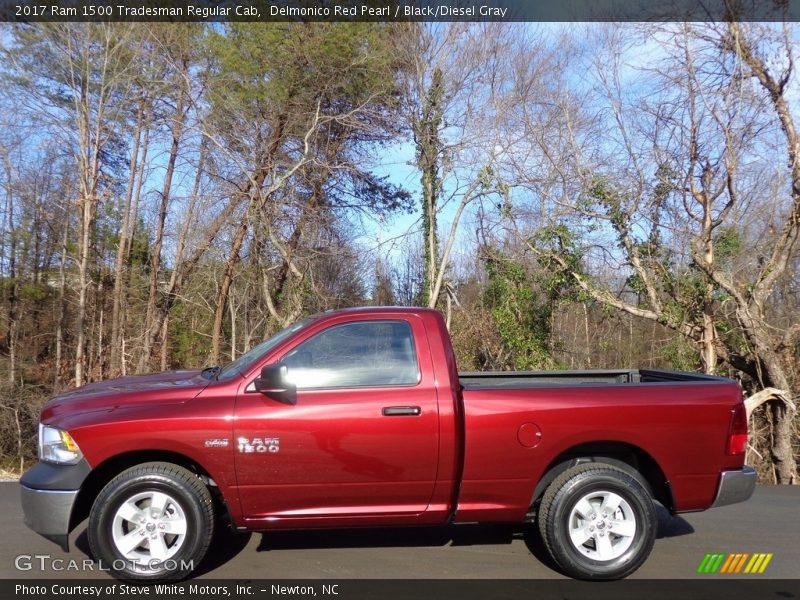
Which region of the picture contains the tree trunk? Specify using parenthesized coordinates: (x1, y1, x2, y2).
(74, 190, 94, 387)
(121, 115, 152, 375)
(109, 95, 145, 377)
(414, 67, 444, 307)
(139, 86, 185, 373)
(749, 343, 798, 484)
(701, 287, 717, 374)
(145, 192, 248, 365)
(91, 277, 106, 377)
(54, 215, 70, 388)
(269, 183, 320, 308)
(159, 315, 169, 372)
(153, 138, 207, 366)
(2, 149, 18, 384)
(72, 33, 108, 387)
(211, 218, 248, 365)
(228, 292, 237, 361)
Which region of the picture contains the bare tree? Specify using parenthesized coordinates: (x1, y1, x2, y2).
(0, 144, 18, 383)
(400, 24, 550, 311)
(138, 30, 193, 373)
(504, 23, 798, 483)
(108, 90, 149, 377)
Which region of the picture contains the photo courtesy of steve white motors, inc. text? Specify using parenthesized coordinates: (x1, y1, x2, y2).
(14, 583, 337, 597)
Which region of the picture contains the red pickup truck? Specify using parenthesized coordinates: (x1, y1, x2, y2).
(21, 307, 754, 581)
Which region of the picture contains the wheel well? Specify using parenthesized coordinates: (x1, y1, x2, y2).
(530, 442, 674, 515)
(70, 451, 228, 530)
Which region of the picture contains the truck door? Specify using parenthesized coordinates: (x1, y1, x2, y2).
(233, 317, 440, 525)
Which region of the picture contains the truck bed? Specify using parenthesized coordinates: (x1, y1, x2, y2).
(459, 368, 727, 389)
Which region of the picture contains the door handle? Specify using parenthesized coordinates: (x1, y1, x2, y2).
(382, 406, 422, 416)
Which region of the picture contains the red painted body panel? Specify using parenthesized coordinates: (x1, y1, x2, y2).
(231, 310, 456, 528)
(456, 382, 743, 520)
(38, 307, 745, 532)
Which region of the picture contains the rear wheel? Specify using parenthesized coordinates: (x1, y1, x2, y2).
(88, 462, 213, 581)
(537, 463, 656, 580)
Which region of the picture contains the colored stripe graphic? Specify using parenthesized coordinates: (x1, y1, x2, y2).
(724, 553, 742, 573)
(745, 554, 761, 573)
(758, 554, 773, 573)
(720, 554, 734, 573)
(697, 554, 712, 574)
(698, 553, 726, 573)
(734, 554, 748, 573)
(697, 553, 772, 574)
(736, 554, 750, 573)
(721, 554, 735, 573)
(710, 554, 725, 573)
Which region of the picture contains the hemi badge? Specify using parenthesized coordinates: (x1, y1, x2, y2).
(204, 438, 229, 448)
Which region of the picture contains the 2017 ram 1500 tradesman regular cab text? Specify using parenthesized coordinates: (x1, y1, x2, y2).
(20, 307, 755, 581)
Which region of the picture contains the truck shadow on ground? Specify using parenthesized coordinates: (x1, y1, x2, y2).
(252, 505, 693, 575)
(74, 523, 254, 578)
(74, 505, 692, 577)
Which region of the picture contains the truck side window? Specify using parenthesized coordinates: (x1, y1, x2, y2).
(281, 320, 420, 389)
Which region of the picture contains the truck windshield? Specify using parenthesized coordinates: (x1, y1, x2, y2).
(216, 317, 316, 381)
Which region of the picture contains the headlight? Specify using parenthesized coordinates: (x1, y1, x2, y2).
(38, 424, 83, 465)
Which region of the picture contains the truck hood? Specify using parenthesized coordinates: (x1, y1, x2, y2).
(41, 370, 211, 421)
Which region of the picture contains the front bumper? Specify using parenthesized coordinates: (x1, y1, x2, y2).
(711, 466, 757, 508)
(20, 486, 79, 551)
(19, 459, 91, 551)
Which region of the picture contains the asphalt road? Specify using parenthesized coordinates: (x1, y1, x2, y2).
(1, 483, 797, 580)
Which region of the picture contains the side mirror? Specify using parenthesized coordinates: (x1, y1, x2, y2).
(253, 363, 297, 405)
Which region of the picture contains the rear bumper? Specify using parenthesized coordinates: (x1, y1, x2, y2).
(711, 466, 756, 508)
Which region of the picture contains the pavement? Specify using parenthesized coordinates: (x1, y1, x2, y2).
(1, 482, 797, 580)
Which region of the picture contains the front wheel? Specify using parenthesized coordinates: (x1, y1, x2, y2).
(537, 463, 656, 580)
(88, 462, 214, 581)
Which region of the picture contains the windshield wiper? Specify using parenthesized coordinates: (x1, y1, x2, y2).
(201, 366, 221, 380)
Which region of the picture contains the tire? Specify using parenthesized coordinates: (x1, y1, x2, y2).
(88, 462, 214, 582)
(537, 462, 656, 580)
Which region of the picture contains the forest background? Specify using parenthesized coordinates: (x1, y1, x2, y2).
(0, 21, 797, 484)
